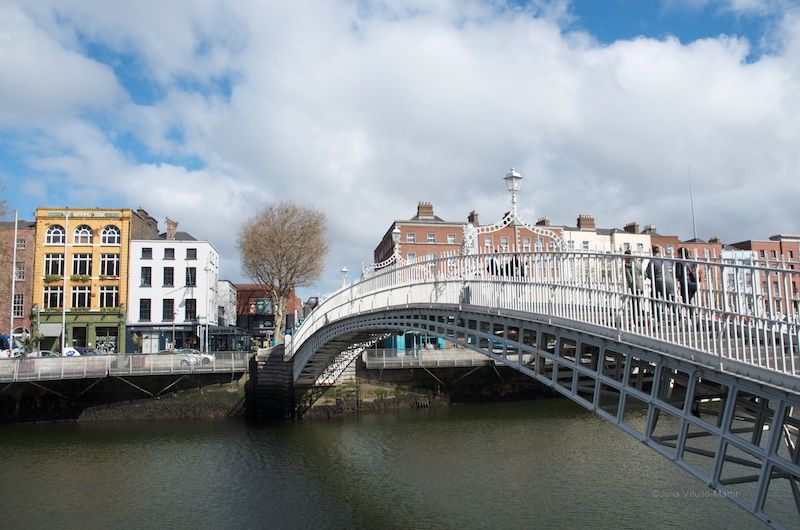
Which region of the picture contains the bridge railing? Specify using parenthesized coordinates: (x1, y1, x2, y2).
(290, 251, 800, 378)
(0, 352, 250, 383)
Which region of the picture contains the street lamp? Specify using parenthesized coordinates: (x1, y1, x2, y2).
(504, 168, 523, 217)
(340, 266, 348, 287)
(392, 226, 401, 263)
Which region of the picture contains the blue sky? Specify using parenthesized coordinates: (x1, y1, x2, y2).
(1, 0, 799, 291)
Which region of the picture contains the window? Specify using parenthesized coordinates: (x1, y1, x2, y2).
(523, 237, 531, 250)
(536, 236, 543, 250)
(43, 286, 63, 308)
(163, 299, 174, 321)
(73, 225, 93, 245)
(623, 242, 631, 252)
(185, 299, 196, 321)
(16, 238, 25, 250)
(72, 254, 92, 276)
(666, 244, 675, 256)
(789, 250, 795, 260)
(566, 240, 575, 251)
(406, 233, 416, 244)
(141, 267, 152, 287)
(99, 286, 118, 308)
(101, 225, 120, 245)
(100, 254, 119, 277)
(447, 234, 456, 244)
(771, 250, 778, 259)
(703, 249, 710, 259)
(44, 253, 64, 276)
(185, 267, 196, 287)
(164, 248, 175, 260)
(485, 236, 493, 247)
(760, 250, 766, 258)
(427, 252, 437, 262)
(13, 294, 23, 317)
(71, 286, 91, 308)
(427, 233, 436, 244)
(45, 225, 65, 245)
(407, 252, 416, 263)
(186, 248, 197, 260)
(500, 237, 509, 250)
(14, 262, 24, 281)
(139, 299, 151, 321)
(581, 241, 590, 251)
(163, 267, 174, 287)
(637, 243, 644, 253)
(141, 247, 153, 259)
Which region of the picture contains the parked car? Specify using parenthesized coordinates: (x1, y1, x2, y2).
(75, 346, 103, 356)
(63, 347, 80, 357)
(27, 350, 60, 358)
(0, 348, 21, 359)
(156, 349, 200, 367)
(176, 348, 215, 365)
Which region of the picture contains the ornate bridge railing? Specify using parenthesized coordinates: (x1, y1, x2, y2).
(289, 251, 800, 386)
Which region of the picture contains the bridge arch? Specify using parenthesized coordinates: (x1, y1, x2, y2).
(282, 252, 800, 528)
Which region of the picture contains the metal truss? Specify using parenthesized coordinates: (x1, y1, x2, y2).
(292, 305, 800, 529)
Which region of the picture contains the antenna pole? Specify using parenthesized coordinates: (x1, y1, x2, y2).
(689, 166, 698, 240)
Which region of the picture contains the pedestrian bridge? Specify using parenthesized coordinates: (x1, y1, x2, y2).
(283, 251, 800, 529)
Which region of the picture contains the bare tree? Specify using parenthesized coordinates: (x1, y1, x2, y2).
(238, 202, 328, 344)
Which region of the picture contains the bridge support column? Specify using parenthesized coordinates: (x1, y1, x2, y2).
(245, 345, 295, 421)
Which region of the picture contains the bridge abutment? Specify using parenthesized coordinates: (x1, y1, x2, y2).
(246, 345, 295, 420)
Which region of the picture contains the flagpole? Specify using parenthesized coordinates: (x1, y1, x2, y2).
(9, 210, 18, 343)
(61, 212, 69, 353)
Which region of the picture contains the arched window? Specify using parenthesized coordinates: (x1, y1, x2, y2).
(73, 225, 93, 245)
(101, 225, 120, 245)
(45, 225, 65, 245)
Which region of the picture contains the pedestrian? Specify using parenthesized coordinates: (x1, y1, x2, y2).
(624, 250, 644, 323)
(675, 247, 699, 312)
(646, 246, 676, 321)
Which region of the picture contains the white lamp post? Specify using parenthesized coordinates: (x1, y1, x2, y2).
(391, 226, 401, 264)
(504, 168, 523, 218)
(340, 266, 348, 287)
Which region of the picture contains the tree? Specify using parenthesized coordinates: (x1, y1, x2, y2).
(238, 202, 328, 345)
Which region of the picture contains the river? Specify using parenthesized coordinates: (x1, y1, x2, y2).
(1, 399, 763, 529)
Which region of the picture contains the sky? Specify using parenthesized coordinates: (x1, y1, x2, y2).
(1, 0, 799, 297)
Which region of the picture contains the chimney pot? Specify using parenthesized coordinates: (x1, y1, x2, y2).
(468, 210, 479, 225)
(417, 202, 434, 219)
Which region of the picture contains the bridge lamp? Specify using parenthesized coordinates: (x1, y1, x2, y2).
(340, 266, 348, 287)
(504, 168, 523, 217)
(391, 226, 401, 263)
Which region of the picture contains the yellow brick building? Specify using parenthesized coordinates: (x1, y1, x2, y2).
(32, 208, 158, 353)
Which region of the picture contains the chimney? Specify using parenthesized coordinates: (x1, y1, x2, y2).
(468, 210, 479, 225)
(536, 216, 550, 226)
(417, 202, 434, 219)
(166, 217, 178, 240)
(577, 213, 595, 231)
(643, 224, 657, 233)
(709, 235, 721, 244)
(624, 221, 639, 234)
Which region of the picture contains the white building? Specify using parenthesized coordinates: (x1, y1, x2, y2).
(560, 215, 651, 254)
(721, 247, 762, 316)
(127, 225, 219, 353)
(217, 280, 237, 327)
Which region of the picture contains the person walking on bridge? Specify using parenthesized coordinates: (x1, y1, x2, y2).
(646, 246, 676, 322)
(624, 250, 645, 324)
(675, 247, 699, 313)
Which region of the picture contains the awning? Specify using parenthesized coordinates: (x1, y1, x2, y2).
(38, 323, 63, 337)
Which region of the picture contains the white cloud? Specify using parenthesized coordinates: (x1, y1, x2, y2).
(3, 0, 800, 295)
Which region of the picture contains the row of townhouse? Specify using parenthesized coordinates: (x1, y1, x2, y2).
(370, 202, 800, 351)
(0, 208, 238, 354)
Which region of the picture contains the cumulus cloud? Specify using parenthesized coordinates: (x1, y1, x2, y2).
(3, 0, 800, 295)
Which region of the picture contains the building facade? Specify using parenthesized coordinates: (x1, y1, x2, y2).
(0, 220, 36, 338)
(235, 284, 302, 347)
(730, 235, 800, 316)
(217, 280, 237, 327)
(32, 208, 158, 353)
(126, 235, 219, 353)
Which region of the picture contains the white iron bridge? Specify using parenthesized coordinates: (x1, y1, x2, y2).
(284, 250, 800, 529)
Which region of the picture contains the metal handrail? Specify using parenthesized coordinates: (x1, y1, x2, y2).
(289, 251, 800, 381)
(0, 352, 250, 383)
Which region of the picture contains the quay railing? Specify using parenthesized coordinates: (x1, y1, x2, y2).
(363, 347, 492, 369)
(0, 352, 250, 383)
(290, 251, 800, 381)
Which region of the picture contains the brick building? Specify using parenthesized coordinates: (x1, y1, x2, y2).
(730, 235, 800, 315)
(235, 284, 302, 347)
(0, 219, 36, 338)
